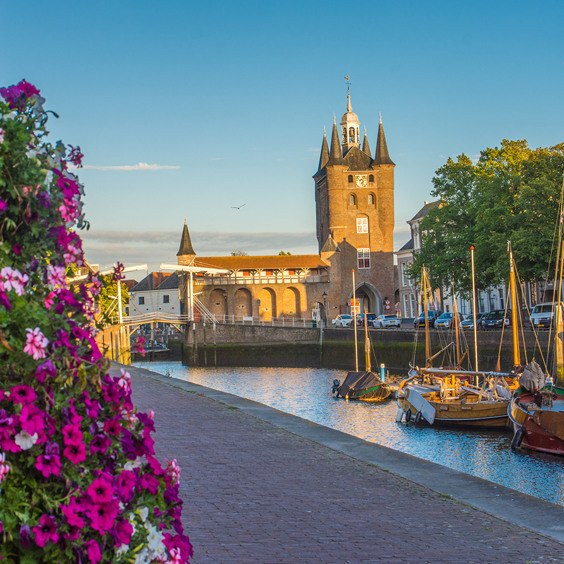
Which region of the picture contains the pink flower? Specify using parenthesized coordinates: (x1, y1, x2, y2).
(1, 267, 28, 295)
(35, 454, 61, 478)
(87, 500, 118, 533)
(60, 496, 87, 528)
(0, 128, 4, 144)
(0, 197, 7, 215)
(63, 441, 86, 464)
(87, 476, 115, 504)
(35, 359, 55, 384)
(117, 470, 136, 502)
(32, 514, 59, 547)
(85, 539, 102, 563)
(9, 385, 36, 405)
(113, 519, 133, 546)
(23, 327, 49, 360)
(62, 424, 82, 446)
(45, 291, 56, 310)
(67, 145, 84, 168)
(140, 473, 160, 495)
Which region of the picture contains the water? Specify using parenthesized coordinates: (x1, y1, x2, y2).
(134, 361, 564, 506)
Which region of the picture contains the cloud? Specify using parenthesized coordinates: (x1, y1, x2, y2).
(82, 162, 180, 171)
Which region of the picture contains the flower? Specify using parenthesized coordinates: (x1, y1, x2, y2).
(87, 500, 119, 533)
(14, 430, 38, 450)
(0, 128, 4, 144)
(0, 198, 6, 216)
(87, 476, 115, 504)
(85, 539, 102, 563)
(36, 454, 62, 478)
(9, 385, 36, 405)
(23, 327, 49, 360)
(63, 441, 86, 464)
(32, 515, 59, 547)
(19, 524, 31, 548)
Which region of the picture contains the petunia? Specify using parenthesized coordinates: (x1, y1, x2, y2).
(14, 430, 38, 450)
(87, 500, 119, 533)
(9, 385, 36, 405)
(35, 359, 55, 384)
(35, 454, 61, 478)
(63, 441, 87, 464)
(85, 539, 102, 563)
(87, 476, 115, 504)
(23, 327, 49, 360)
(19, 524, 31, 547)
(32, 514, 59, 547)
(0, 197, 7, 215)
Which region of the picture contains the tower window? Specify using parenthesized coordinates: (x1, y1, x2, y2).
(369, 175, 374, 183)
(357, 217, 368, 233)
(349, 193, 357, 206)
(357, 248, 371, 270)
(368, 193, 375, 205)
(348, 175, 353, 183)
(349, 127, 356, 143)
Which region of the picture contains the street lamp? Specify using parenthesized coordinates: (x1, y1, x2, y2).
(322, 291, 328, 325)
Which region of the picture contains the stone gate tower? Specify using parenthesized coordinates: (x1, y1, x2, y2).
(313, 89, 395, 315)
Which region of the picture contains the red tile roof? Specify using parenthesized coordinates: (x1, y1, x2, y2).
(192, 255, 330, 271)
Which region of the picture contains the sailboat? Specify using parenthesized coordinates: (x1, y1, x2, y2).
(509, 230, 564, 454)
(397, 257, 519, 428)
(332, 270, 392, 402)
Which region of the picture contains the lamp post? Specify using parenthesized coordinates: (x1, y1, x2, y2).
(322, 291, 328, 326)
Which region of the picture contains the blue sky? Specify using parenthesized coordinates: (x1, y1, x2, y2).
(2, 0, 562, 273)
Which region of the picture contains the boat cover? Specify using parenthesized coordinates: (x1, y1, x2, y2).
(519, 360, 545, 393)
(337, 371, 384, 397)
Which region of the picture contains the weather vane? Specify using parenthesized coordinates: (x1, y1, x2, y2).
(344, 75, 351, 89)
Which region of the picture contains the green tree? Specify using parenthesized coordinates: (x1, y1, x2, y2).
(97, 275, 130, 327)
(412, 140, 564, 296)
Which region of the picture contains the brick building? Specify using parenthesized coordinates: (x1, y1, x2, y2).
(175, 90, 395, 323)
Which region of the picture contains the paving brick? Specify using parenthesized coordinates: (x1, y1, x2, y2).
(123, 366, 564, 563)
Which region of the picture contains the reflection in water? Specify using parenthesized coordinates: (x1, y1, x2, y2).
(134, 362, 564, 506)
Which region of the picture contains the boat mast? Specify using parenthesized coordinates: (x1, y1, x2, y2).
(508, 241, 521, 370)
(423, 267, 431, 366)
(352, 269, 359, 372)
(470, 245, 479, 372)
(555, 241, 564, 384)
(452, 278, 460, 368)
(364, 305, 371, 372)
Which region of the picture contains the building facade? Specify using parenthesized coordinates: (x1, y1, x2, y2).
(174, 91, 396, 322)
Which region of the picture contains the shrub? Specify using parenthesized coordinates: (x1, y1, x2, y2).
(0, 80, 192, 562)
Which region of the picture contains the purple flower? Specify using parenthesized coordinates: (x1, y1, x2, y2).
(36, 454, 62, 478)
(87, 476, 115, 504)
(85, 539, 102, 563)
(9, 385, 36, 405)
(19, 523, 31, 547)
(0, 198, 7, 215)
(36, 359, 55, 384)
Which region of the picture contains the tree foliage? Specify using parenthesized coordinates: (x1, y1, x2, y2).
(411, 140, 564, 296)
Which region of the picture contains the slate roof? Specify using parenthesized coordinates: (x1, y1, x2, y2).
(397, 238, 414, 252)
(131, 272, 172, 292)
(343, 145, 373, 171)
(410, 200, 440, 222)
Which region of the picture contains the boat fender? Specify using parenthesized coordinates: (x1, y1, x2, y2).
(395, 408, 404, 422)
(405, 408, 412, 423)
(511, 428, 524, 451)
(414, 411, 423, 424)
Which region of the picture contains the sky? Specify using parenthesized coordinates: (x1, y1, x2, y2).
(2, 1, 563, 277)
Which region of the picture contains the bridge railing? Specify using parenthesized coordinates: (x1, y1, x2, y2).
(122, 312, 324, 329)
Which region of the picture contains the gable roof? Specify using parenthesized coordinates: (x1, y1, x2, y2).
(409, 200, 440, 222)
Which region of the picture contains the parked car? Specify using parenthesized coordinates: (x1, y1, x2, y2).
(333, 314, 353, 327)
(460, 313, 487, 330)
(530, 302, 563, 330)
(482, 310, 511, 329)
(356, 313, 377, 326)
(372, 314, 401, 328)
(413, 310, 444, 329)
(435, 312, 463, 329)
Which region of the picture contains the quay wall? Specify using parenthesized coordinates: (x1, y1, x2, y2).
(181, 324, 550, 374)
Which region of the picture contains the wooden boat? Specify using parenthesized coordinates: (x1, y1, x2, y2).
(332, 270, 391, 402)
(397, 261, 519, 427)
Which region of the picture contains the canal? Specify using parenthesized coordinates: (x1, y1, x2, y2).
(134, 361, 564, 507)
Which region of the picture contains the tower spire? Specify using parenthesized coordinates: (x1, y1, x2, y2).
(317, 127, 330, 170)
(177, 219, 196, 263)
(374, 116, 394, 165)
(362, 126, 371, 157)
(328, 115, 344, 164)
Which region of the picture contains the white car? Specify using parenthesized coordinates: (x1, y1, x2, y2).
(333, 314, 354, 327)
(372, 314, 401, 328)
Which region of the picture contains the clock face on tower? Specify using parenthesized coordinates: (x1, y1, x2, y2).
(355, 175, 367, 188)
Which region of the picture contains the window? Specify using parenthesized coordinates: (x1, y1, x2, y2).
(356, 217, 368, 233)
(369, 175, 374, 183)
(401, 261, 412, 287)
(357, 248, 370, 269)
(348, 175, 353, 183)
(139, 296, 145, 305)
(368, 193, 375, 205)
(349, 193, 356, 206)
(163, 295, 169, 304)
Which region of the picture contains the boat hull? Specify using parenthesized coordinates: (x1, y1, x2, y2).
(509, 392, 564, 455)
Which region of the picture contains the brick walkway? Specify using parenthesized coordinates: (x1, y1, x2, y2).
(123, 366, 564, 563)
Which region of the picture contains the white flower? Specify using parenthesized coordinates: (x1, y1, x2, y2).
(134, 548, 149, 564)
(15, 430, 38, 450)
(138, 506, 149, 522)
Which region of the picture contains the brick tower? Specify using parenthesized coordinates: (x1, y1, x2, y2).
(313, 89, 395, 315)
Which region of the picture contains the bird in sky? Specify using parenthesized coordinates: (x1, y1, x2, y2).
(231, 203, 246, 209)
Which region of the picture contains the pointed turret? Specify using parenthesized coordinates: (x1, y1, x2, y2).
(340, 88, 360, 155)
(177, 220, 196, 266)
(317, 128, 330, 171)
(362, 126, 371, 157)
(374, 115, 394, 165)
(328, 115, 345, 165)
